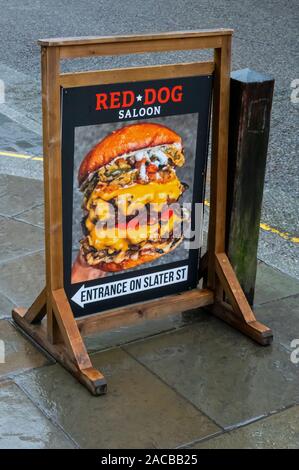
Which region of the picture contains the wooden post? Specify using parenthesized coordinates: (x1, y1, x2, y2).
(226, 69, 274, 305)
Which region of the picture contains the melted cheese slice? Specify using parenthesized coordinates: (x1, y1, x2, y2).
(86, 175, 183, 252)
(88, 227, 129, 252)
(91, 175, 182, 209)
(87, 213, 181, 251)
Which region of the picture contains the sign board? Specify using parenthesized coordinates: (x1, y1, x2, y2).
(61, 76, 212, 317)
(12, 30, 272, 396)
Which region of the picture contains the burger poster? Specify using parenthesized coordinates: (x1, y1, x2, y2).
(61, 75, 212, 317)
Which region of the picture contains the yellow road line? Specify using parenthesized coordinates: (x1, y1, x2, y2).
(31, 156, 43, 161)
(0, 150, 43, 160)
(0, 150, 298, 244)
(260, 222, 299, 244)
(0, 150, 33, 159)
(203, 201, 299, 244)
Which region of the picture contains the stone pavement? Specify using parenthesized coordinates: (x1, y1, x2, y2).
(0, 173, 298, 448)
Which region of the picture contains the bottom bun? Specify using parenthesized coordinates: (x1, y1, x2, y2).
(90, 237, 183, 272)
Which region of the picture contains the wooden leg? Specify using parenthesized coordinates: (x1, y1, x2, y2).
(23, 287, 47, 324)
(215, 253, 256, 322)
(12, 288, 107, 396)
(207, 252, 273, 345)
(47, 305, 62, 344)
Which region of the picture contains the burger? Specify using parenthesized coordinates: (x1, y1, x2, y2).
(77, 122, 188, 273)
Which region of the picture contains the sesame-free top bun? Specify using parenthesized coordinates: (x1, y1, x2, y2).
(78, 122, 181, 185)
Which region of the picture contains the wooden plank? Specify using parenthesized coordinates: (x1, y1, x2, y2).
(38, 29, 233, 47)
(23, 287, 47, 324)
(41, 46, 63, 292)
(214, 37, 231, 255)
(207, 35, 231, 293)
(12, 308, 107, 395)
(77, 288, 213, 337)
(51, 289, 95, 371)
(215, 252, 256, 322)
(41, 46, 63, 343)
(59, 36, 223, 59)
(60, 61, 214, 88)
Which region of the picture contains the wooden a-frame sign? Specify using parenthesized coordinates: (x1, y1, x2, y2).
(12, 29, 273, 395)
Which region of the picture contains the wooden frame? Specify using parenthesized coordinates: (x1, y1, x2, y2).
(12, 29, 272, 396)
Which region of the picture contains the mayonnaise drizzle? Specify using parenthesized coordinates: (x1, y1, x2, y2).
(139, 162, 149, 182)
(111, 142, 181, 166)
(83, 143, 181, 188)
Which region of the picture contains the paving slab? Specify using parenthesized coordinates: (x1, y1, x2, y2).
(0, 62, 42, 124)
(0, 175, 11, 196)
(0, 116, 41, 155)
(15, 347, 220, 449)
(256, 294, 299, 352)
(0, 174, 43, 216)
(0, 154, 43, 181)
(125, 319, 299, 429)
(14, 203, 44, 228)
(254, 261, 299, 305)
(0, 251, 45, 307)
(0, 218, 43, 263)
(0, 291, 14, 320)
(85, 315, 184, 353)
(85, 308, 210, 353)
(194, 405, 299, 449)
(0, 381, 74, 449)
(0, 320, 51, 379)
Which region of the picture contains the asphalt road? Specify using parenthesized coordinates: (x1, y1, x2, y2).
(0, 0, 298, 278)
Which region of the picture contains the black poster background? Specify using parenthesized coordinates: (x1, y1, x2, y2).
(61, 75, 213, 317)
